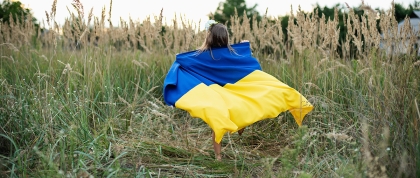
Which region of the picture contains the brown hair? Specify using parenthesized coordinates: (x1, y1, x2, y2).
(197, 23, 235, 58)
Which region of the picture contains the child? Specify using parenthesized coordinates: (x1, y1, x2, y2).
(163, 21, 313, 161)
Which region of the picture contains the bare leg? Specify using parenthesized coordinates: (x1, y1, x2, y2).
(212, 131, 221, 161)
(238, 127, 245, 136)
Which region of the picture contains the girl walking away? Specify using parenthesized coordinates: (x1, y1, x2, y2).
(163, 20, 313, 161)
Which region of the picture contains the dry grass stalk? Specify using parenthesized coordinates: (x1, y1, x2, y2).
(1, 2, 417, 118)
(71, 0, 84, 18)
(108, 0, 113, 27)
(50, 0, 57, 19)
(3, 0, 408, 61)
(361, 121, 388, 178)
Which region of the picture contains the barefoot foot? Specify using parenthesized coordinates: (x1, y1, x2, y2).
(215, 154, 222, 161)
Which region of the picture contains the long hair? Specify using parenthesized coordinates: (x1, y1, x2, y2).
(196, 23, 236, 59)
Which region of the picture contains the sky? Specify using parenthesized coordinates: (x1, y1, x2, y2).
(12, 0, 417, 29)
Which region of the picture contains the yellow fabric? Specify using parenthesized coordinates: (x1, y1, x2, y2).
(175, 70, 313, 143)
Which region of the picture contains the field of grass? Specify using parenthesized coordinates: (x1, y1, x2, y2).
(0, 1, 419, 177)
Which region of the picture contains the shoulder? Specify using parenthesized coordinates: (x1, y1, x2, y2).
(230, 42, 252, 55)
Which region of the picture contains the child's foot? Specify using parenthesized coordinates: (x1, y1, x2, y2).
(238, 128, 245, 136)
(215, 154, 222, 161)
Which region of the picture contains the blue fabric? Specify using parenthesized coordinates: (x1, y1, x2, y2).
(163, 42, 261, 106)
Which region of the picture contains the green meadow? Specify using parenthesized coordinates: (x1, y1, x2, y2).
(1, 1, 419, 177)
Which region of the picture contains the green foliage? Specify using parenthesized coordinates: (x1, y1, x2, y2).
(394, 1, 420, 22)
(0, 0, 37, 24)
(211, 0, 261, 26)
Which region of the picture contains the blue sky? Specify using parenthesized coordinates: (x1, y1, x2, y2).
(13, 0, 416, 29)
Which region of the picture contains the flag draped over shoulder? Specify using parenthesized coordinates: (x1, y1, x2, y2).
(163, 42, 313, 143)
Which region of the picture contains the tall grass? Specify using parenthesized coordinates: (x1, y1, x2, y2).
(1, 0, 419, 177)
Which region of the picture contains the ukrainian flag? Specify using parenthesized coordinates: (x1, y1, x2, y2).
(163, 42, 313, 143)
